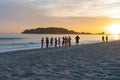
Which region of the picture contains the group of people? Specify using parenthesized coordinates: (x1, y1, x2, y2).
(102, 35, 108, 42)
(41, 35, 109, 48)
(41, 35, 80, 48)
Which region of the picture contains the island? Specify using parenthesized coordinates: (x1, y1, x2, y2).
(22, 27, 80, 34)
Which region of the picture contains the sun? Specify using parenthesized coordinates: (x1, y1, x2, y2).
(107, 23, 120, 34)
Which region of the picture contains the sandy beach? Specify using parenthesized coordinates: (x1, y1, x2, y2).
(0, 41, 120, 80)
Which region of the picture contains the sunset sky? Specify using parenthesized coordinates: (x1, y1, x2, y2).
(1, 0, 120, 33)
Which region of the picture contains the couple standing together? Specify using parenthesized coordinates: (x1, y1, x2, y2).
(102, 35, 108, 42)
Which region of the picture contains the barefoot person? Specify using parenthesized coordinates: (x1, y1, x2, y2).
(102, 35, 105, 42)
(58, 37, 61, 47)
(75, 35, 80, 45)
(41, 37, 44, 48)
(62, 37, 65, 46)
(50, 37, 53, 47)
(46, 37, 49, 48)
(68, 36, 71, 47)
(106, 35, 108, 42)
(65, 36, 68, 46)
(54, 37, 57, 47)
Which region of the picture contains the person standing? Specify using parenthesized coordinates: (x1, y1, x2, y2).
(75, 35, 80, 45)
(106, 35, 108, 42)
(102, 35, 105, 42)
(46, 37, 49, 48)
(55, 37, 57, 47)
(68, 36, 71, 47)
(41, 37, 44, 48)
(58, 37, 61, 47)
(50, 37, 53, 47)
(65, 36, 68, 46)
(62, 37, 65, 46)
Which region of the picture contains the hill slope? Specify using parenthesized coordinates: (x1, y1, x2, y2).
(22, 27, 80, 34)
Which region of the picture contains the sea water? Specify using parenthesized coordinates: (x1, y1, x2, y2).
(0, 33, 119, 52)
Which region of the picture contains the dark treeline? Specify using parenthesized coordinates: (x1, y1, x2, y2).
(22, 27, 106, 35)
(22, 27, 80, 34)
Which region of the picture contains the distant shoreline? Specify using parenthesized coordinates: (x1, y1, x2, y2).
(21, 27, 107, 35)
(22, 27, 80, 34)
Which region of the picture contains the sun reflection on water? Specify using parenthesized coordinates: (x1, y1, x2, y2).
(113, 35, 119, 40)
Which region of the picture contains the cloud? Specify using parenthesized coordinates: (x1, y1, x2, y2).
(33, 0, 120, 17)
(0, 0, 46, 23)
(0, 0, 120, 33)
(1, 0, 120, 19)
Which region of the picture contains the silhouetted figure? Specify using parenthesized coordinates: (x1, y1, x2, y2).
(68, 36, 71, 47)
(41, 37, 44, 48)
(106, 35, 108, 42)
(62, 37, 65, 46)
(102, 36, 105, 42)
(58, 37, 61, 47)
(50, 37, 53, 47)
(55, 38, 57, 47)
(65, 36, 68, 46)
(67, 37, 69, 46)
(75, 35, 80, 45)
(46, 37, 49, 48)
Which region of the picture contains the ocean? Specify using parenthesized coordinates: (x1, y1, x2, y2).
(0, 33, 119, 52)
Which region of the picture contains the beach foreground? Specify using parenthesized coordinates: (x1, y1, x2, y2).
(0, 41, 120, 80)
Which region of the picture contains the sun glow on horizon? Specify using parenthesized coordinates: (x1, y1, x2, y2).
(114, 35, 119, 40)
(106, 23, 120, 34)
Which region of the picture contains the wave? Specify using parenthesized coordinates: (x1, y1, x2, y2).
(0, 38, 25, 40)
(0, 42, 40, 52)
(0, 42, 38, 46)
(11, 42, 38, 45)
(0, 42, 40, 53)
